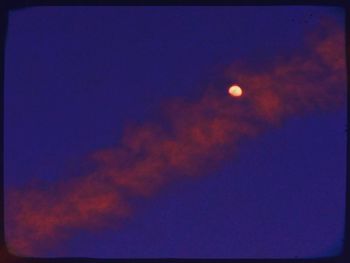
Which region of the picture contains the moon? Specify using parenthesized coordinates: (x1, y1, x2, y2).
(228, 85, 243, 97)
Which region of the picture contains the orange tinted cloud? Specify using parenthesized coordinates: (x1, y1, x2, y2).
(5, 18, 346, 256)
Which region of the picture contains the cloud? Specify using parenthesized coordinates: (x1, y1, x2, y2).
(5, 17, 346, 256)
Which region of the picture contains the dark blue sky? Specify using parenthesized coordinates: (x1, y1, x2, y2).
(5, 6, 346, 258)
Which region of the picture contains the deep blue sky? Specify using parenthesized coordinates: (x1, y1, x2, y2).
(5, 6, 346, 258)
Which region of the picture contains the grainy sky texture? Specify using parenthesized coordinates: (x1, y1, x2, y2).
(4, 6, 347, 258)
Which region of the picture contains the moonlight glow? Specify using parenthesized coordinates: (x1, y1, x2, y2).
(228, 85, 243, 97)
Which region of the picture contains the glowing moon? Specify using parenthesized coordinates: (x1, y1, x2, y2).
(228, 85, 243, 97)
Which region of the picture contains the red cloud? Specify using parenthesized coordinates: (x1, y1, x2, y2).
(6, 17, 346, 256)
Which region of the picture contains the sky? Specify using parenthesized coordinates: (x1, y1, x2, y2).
(4, 6, 347, 258)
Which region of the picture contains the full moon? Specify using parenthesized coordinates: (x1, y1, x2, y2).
(228, 85, 243, 97)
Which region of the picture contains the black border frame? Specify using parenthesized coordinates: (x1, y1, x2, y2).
(0, 1, 349, 262)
